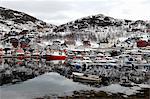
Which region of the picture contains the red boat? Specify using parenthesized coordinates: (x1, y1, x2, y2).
(45, 50, 67, 61)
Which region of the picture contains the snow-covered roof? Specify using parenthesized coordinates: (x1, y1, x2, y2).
(118, 37, 128, 42)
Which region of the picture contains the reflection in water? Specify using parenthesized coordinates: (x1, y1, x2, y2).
(0, 58, 96, 99)
(0, 72, 96, 99)
(0, 57, 66, 70)
(0, 57, 66, 86)
(0, 57, 65, 67)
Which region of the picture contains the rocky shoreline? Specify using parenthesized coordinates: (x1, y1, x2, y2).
(35, 88, 150, 99)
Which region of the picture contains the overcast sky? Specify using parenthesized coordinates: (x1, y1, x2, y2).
(0, 0, 150, 25)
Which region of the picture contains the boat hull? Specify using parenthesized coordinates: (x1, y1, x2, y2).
(72, 72, 101, 84)
(46, 55, 67, 61)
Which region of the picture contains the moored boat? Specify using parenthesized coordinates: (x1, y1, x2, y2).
(72, 72, 101, 84)
(45, 50, 67, 61)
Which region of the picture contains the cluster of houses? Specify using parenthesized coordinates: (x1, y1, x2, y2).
(0, 30, 42, 57)
(0, 29, 150, 87)
(0, 29, 149, 58)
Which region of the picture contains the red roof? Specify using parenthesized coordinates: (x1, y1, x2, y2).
(16, 49, 24, 53)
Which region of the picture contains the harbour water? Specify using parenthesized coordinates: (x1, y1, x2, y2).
(0, 72, 96, 99)
(0, 56, 150, 99)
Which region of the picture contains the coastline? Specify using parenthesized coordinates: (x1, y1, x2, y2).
(35, 88, 150, 99)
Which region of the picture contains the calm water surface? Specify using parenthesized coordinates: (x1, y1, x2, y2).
(0, 72, 97, 99)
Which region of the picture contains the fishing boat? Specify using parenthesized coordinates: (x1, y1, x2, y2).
(72, 72, 101, 84)
(45, 49, 67, 61)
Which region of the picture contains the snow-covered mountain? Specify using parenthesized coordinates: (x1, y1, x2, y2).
(53, 14, 150, 42)
(0, 7, 56, 33)
(54, 14, 150, 32)
(0, 7, 150, 44)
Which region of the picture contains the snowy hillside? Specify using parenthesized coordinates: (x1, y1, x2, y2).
(0, 7, 56, 33)
(0, 7, 150, 44)
(53, 14, 150, 42)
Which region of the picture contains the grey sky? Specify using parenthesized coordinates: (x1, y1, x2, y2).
(1, 0, 150, 25)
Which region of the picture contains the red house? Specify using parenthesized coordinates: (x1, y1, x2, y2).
(137, 40, 148, 47)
